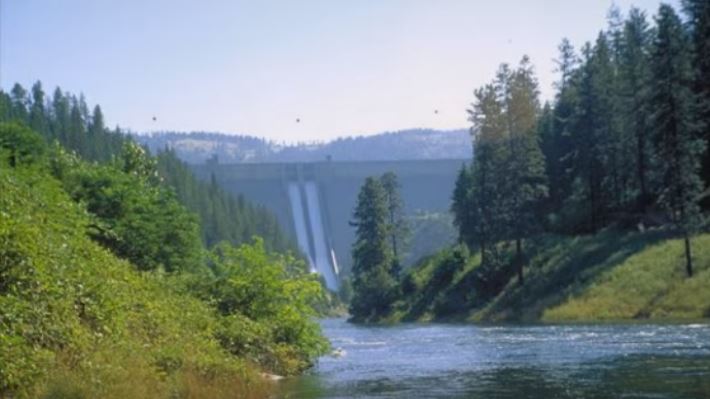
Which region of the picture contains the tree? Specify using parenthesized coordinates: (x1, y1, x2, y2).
(349, 177, 396, 321)
(619, 8, 654, 212)
(650, 4, 706, 277)
(466, 81, 509, 267)
(501, 57, 548, 284)
(682, 0, 710, 207)
(543, 39, 580, 225)
(29, 82, 47, 135)
(451, 163, 475, 247)
(568, 36, 618, 231)
(10, 84, 28, 121)
(380, 171, 408, 277)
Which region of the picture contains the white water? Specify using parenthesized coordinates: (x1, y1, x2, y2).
(304, 182, 339, 291)
(287, 182, 315, 271)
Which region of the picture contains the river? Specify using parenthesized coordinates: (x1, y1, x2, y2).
(280, 318, 710, 398)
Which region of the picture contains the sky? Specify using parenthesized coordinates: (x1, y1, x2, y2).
(1, 0, 682, 143)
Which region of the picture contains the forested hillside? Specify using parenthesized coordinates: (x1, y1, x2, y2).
(0, 122, 328, 395)
(137, 128, 470, 164)
(0, 85, 294, 253)
(350, 2, 710, 323)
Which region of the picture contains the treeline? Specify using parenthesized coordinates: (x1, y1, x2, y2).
(0, 122, 328, 397)
(452, 2, 708, 291)
(0, 83, 294, 253)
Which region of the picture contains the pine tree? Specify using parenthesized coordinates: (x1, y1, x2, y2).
(380, 171, 407, 277)
(349, 177, 395, 321)
(619, 8, 654, 212)
(451, 163, 475, 247)
(10, 84, 28, 121)
(650, 4, 706, 277)
(544, 39, 579, 222)
(29, 82, 48, 136)
(500, 57, 548, 284)
(467, 83, 507, 265)
(682, 0, 710, 207)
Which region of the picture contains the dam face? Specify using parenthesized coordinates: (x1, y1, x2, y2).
(191, 159, 466, 290)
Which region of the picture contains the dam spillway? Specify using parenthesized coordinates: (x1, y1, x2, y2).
(287, 179, 339, 291)
(191, 159, 466, 290)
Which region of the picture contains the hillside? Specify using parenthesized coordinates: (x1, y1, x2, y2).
(388, 231, 710, 323)
(136, 129, 471, 164)
(0, 123, 329, 398)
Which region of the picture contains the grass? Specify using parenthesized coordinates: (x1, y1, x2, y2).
(392, 229, 710, 323)
(543, 233, 710, 321)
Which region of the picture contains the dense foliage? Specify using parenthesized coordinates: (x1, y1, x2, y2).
(451, 3, 708, 292)
(349, 173, 409, 322)
(0, 85, 295, 253)
(347, 3, 710, 323)
(0, 122, 328, 397)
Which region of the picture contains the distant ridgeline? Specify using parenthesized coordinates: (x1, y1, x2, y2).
(136, 128, 471, 164)
(0, 82, 295, 253)
(191, 159, 466, 289)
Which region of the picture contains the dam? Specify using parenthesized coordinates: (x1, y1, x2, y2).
(191, 159, 466, 291)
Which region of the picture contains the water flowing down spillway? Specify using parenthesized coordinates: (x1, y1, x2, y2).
(304, 182, 338, 291)
(286, 181, 339, 291)
(287, 182, 315, 271)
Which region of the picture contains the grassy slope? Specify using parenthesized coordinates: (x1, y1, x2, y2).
(0, 166, 270, 398)
(395, 230, 710, 323)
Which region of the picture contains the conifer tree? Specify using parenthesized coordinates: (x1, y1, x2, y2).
(619, 8, 654, 211)
(467, 84, 507, 265)
(650, 4, 706, 277)
(502, 58, 548, 284)
(349, 177, 395, 321)
(682, 0, 710, 206)
(451, 163, 475, 247)
(380, 171, 407, 277)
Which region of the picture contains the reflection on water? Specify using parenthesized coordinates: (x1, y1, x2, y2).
(280, 319, 710, 398)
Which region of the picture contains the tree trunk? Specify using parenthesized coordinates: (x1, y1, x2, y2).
(684, 231, 693, 277)
(516, 238, 524, 286)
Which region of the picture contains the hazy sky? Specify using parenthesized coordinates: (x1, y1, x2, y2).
(1, 0, 682, 142)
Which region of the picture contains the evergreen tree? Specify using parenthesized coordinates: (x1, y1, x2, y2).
(10, 84, 28, 121)
(451, 163, 475, 247)
(544, 39, 579, 222)
(682, 0, 710, 207)
(29, 82, 47, 135)
(619, 8, 655, 212)
(568, 36, 617, 231)
(349, 177, 396, 321)
(502, 57, 548, 284)
(650, 4, 706, 277)
(467, 84, 507, 265)
(380, 171, 407, 277)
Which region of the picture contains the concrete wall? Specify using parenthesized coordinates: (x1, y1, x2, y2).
(191, 159, 467, 275)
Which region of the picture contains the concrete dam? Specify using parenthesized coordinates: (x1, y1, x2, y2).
(191, 159, 466, 291)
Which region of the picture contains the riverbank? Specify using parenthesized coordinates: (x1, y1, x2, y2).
(387, 230, 710, 323)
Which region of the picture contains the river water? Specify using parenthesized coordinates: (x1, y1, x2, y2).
(280, 318, 710, 398)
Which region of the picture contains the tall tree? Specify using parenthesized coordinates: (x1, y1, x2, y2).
(500, 57, 548, 284)
(682, 0, 710, 207)
(543, 39, 579, 222)
(349, 177, 395, 321)
(451, 163, 475, 247)
(29, 82, 48, 135)
(10, 84, 28, 121)
(380, 171, 407, 277)
(467, 83, 507, 265)
(619, 8, 655, 212)
(650, 4, 706, 277)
